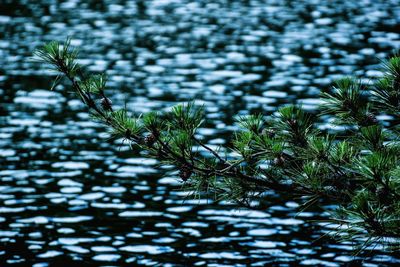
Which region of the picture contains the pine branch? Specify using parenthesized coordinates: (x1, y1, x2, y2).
(33, 39, 400, 251)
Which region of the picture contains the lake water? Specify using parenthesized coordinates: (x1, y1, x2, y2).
(1, 0, 400, 266)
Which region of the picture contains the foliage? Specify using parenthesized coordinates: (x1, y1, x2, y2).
(33, 40, 400, 251)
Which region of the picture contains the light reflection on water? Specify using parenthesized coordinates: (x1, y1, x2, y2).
(1, 0, 400, 266)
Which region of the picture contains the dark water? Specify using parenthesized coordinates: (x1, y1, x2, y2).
(1, 0, 400, 266)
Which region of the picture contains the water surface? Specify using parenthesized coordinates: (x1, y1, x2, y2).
(1, 0, 400, 266)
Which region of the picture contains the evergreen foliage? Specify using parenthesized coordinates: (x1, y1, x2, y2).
(33, 40, 400, 251)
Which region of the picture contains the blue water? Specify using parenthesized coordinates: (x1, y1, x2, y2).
(1, 0, 400, 266)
